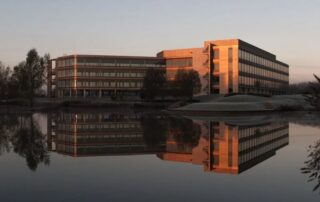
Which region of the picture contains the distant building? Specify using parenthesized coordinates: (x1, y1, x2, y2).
(48, 39, 289, 98)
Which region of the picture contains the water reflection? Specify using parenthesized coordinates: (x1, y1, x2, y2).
(158, 118, 289, 174)
(48, 112, 166, 156)
(47, 111, 289, 175)
(0, 114, 50, 170)
(302, 139, 320, 192)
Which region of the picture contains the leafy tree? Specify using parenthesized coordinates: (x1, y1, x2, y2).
(141, 68, 167, 100)
(11, 49, 49, 106)
(11, 62, 28, 98)
(306, 74, 320, 110)
(0, 61, 12, 99)
(174, 69, 201, 99)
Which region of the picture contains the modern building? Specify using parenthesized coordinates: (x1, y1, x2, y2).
(48, 39, 289, 98)
(48, 55, 165, 98)
(158, 39, 289, 95)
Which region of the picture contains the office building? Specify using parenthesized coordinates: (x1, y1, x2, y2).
(48, 39, 289, 97)
(48, 55, 165, 98)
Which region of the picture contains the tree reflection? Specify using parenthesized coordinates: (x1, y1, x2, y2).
(141, 114, 167, 147)
(301, 139, 320, 192)
(0, 124, 11, 155)
(168, 117, 201, 148)
(11, 115, 50, 171)
(0, 115, 19, 155)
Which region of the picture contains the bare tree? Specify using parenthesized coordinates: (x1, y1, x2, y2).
(306, 74, 320, 110)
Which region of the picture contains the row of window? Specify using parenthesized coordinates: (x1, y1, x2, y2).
(57, 80, 73, 87)
(239, 49, 288, 74)
(239, 76, 287, 89)
(77, 62, 164, 68)
(56, 133, 143, 143)
(57, 69, 147, 78)
(76, 81, 143, 88)
(56, 59, 74, 67)
(239, 124, 288, 139)
(57, 114, 141, 122)
(238, 137, 288, 165)
(239, 131, 288, 152)
(56, 122, 140, 131)
(56, 58, 165, 68)
(76, 123, 140, 130)
(166, 58, 193, 67)
(76, 134, 143, 139)
(57, 69, 74, 77)
(239, 63, 288, 82)
(56, 80, 143, 88)
(76, 70, 146, 78)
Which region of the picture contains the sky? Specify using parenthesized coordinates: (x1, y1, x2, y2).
(0, 0, 319, 83)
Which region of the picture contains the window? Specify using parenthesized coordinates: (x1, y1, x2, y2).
(166, 58, 192, 67)
(214, 50, 219, 59)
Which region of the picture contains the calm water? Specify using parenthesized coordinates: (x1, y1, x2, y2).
(0, 110, 319, 202)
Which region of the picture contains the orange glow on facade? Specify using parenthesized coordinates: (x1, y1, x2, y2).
(159, 121, 289, 174)
(47, 39, 289, 97)
(74, 55, 77, 91)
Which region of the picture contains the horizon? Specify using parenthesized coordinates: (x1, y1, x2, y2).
(0, 0, 319, 83)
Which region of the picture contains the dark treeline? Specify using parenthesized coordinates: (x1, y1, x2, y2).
(286, 82, 313, 94)
(141, 68, 201, 100)
(0, 49, 49, 106)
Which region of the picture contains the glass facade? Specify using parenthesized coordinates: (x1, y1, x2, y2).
(48, 39, 289, 98)
(48, 112, 165, 156)
(206, 40, 289, 95)
(238, 49, 289, 94)
(54, 55, 165, 98)
(159, 119, 289, 174)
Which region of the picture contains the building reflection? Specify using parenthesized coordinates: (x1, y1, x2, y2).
(48, 112, 289, 174)
(158, 120, 289, 174)
(47, 112, 166, 157)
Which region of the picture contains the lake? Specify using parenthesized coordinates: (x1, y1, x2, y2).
(0, 110, 319, 202)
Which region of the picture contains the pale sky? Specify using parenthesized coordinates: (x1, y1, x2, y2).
(0, 0, 319, 83)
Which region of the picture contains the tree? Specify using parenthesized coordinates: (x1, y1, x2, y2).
(11, 61, 28, 98)
(306, 74, 320, 110)
(0, 61, 12, 99)
(141, 68, 167, 100)
(11, 49, 49, 106)
(174, 69, 201, 99)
